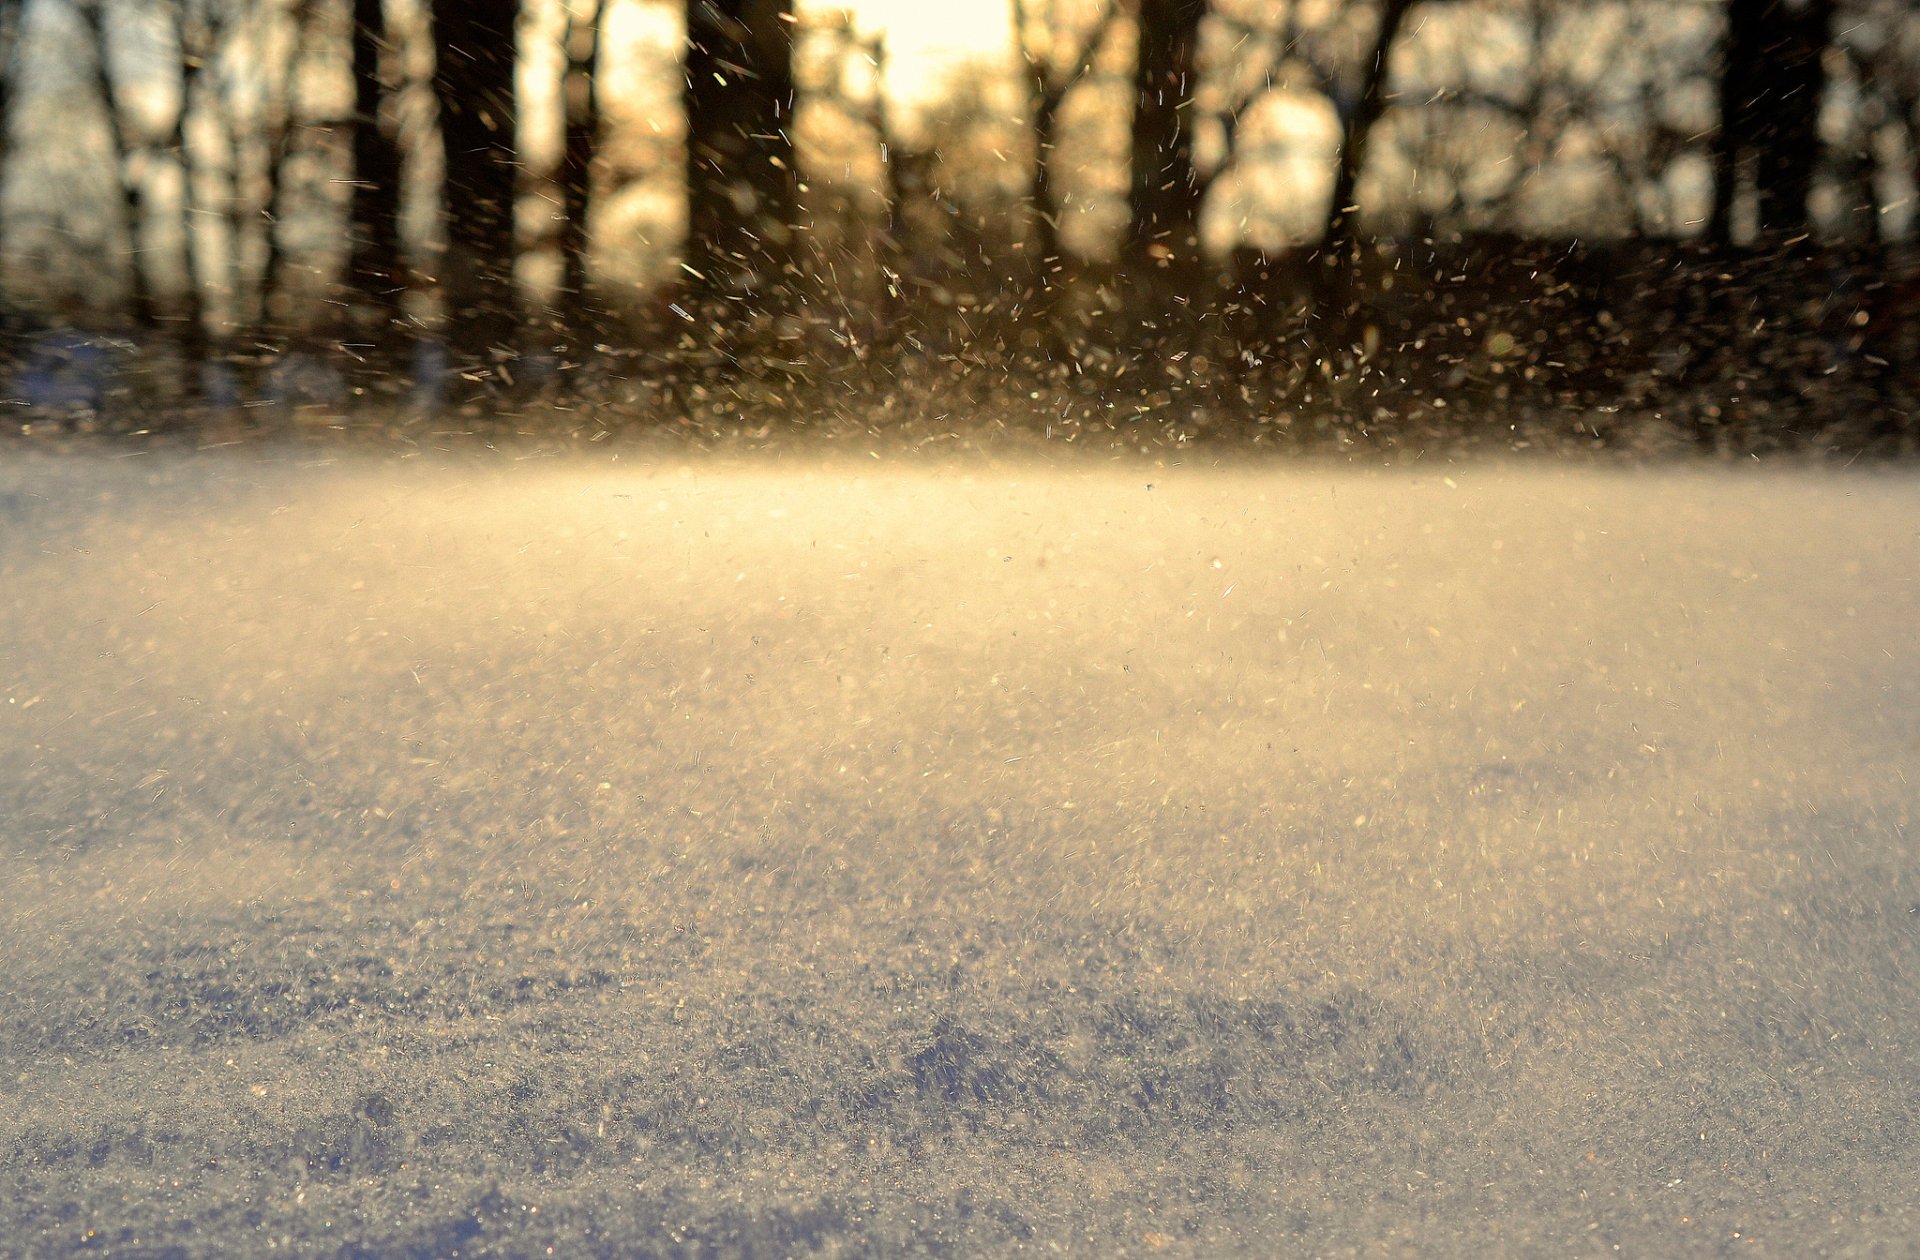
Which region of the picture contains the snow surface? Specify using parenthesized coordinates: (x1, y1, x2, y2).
(2, 446, 1916, 1257)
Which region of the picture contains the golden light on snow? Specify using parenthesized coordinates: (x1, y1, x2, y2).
(6, 450, 1920, 1253)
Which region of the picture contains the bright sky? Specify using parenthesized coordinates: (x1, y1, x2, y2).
(815, 0, 1017, 101)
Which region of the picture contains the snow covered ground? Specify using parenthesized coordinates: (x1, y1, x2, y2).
(2, 445, 1916, 1257)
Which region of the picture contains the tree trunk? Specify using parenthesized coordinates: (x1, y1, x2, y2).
(559, 1, 601, 337)
(1028, 91, 1065, 340)
(867, 37, 909, 345)
(1125, 0, 1207, 316)
(1315, 0, 1413, 335)
(430, 0, 521, 369)
(170, 13, 214, 408)
(1710, 0, 1760, 245)
(232, 1, 297, 335)
(0, 0, 21, 196)
(349, 0, 405, 352)
(1754, 0, 1831, 242)
(1712, 0, 1833, 247)
(81, 1, 155, 326)
(683, 0, 798, 319)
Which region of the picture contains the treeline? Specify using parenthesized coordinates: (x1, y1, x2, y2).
(3, 0, 1919, 449)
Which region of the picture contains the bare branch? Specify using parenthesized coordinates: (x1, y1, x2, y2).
(1194, 4, 1300, 200)
(1010, 0, 1039, 84)
(1057, 0, 1121, 97)
(1013, 0, 1124, 108)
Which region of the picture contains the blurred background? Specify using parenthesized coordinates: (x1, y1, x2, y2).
(1, 0, 1916, 449)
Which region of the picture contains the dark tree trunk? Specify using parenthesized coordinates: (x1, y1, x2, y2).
(1710, 0, 1761, 245)
(234, 28, 290, 334)
(1124, 0, 1207, 314)
(1755, 0, 1832, 241)
(1712, 0, 1834, 247)
(867, 38, 909, 345)
(683, 0, 798, 316)
(0, 0, 21, 193)
(1844, 146, 1881, 249)
(1028, 93, 1064, 338)
(1014, 1, 1118, 356)
(559, 1, 601, 336)
(349, 0, 405, 351)
(1315, 0, 1414, 335)
(261, 129, 292, 331)
(259, 1, 331, 336)
(81, 1, 155, 326)
(170, 14, 213, 395)
(430, 0, 521, 369)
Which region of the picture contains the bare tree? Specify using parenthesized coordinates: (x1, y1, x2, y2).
(556, 0, 601, 331)
(348, 0, 405, 349)
(1121, 0, 1306, 320)
(1314, 0, 1414, 326)
(158, 0, 233, 378)
(684, 0, 799, 318)
(0, 0, 22, 194)
(854, 28, 906, 335)
(1384, 0, 1717, 239)
(219, 0, 329, 338)
(430, 0, 521, 367)
(1125, 0, 1207, 312)
(78, 0, 156, 325)
(1193, 5, 1289, 207)
(796, 13, 911, 339)
(1011, 0, 1122, 333)
(1833, 0, 1920, 247)
(1712, 0, 1836, 246)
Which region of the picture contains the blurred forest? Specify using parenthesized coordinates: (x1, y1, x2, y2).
(3, 0, 1919, 450)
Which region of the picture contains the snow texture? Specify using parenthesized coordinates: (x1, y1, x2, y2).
(2, 447, 1916, 1257)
